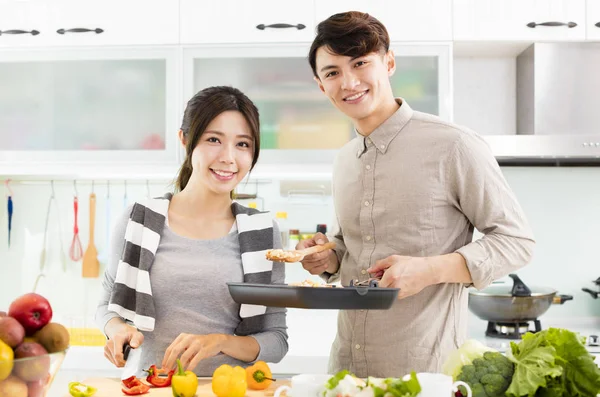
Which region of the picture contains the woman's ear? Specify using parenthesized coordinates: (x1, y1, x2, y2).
(178, 130, 187, 147)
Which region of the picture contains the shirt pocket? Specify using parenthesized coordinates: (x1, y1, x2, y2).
(385, 193, 434, 254)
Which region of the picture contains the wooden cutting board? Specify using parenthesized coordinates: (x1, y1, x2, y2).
(65, 377, 291, 397)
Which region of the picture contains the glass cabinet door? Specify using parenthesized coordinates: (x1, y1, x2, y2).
(185, 43, 450, 164)
(0, 47, 179, 164)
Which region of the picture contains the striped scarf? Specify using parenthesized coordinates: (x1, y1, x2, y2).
(107, 193, 273, 335)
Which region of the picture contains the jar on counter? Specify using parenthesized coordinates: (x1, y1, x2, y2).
(275, 212, 289, 247)
(288, 229, 300, 250)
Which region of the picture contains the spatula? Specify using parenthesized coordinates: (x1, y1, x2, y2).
(266, 241, 336, 263)
(82, 192, 99, 278)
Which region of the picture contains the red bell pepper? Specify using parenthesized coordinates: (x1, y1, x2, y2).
(144, 364, 175, 387)
(121, 376, 150, 395)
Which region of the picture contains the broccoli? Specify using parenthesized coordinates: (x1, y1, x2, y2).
(456, 351, 515, 397)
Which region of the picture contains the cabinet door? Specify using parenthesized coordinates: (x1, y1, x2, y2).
(588, 0, 600, 40)
(0, 48, 179, 165)
(180, 0, 315, 44)
(184, 44, 450, 164)
(46, 0, 178, 46)
(454, 0, 586, 41)
(0, 1, 51, 48)
(315, 0, 452, 41)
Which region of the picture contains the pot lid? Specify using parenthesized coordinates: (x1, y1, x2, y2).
(469, 274, 557, 297)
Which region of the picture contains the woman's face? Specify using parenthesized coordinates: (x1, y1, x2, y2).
(189, 110, 255, 196)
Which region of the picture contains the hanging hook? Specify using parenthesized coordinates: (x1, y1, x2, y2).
(4, 179, 13, 197)
(73, 180, 78, 197)
(146, 180, 150, 198)
(92, 180, 95, 193)
(50, 180, 55, 198)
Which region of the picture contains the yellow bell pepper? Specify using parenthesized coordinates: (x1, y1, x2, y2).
(0, 339, 14, 381)
(212, 364, 247, 397)
(171, 359, 198, 397)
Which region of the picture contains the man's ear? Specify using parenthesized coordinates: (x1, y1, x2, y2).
(178, 129, 186, 147)
(386, 50, 396, 77)
(314, 76, 325, 94)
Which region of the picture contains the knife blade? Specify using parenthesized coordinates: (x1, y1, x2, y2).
(121, 342, 142, 380)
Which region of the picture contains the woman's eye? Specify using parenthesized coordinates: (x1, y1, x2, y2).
(207, 137, 220, 143)
(238, 141, 250, 148)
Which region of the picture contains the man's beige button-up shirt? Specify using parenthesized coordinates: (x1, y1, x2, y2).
(325, 99, 535, 378)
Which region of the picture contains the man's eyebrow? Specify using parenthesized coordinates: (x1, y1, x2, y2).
(319, 64, 338, 73)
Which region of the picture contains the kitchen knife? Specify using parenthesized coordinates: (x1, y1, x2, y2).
(121, 342, 142, 380)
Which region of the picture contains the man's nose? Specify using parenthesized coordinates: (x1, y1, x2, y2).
(341, 72, 360, 91)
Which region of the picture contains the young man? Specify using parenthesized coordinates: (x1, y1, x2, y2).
(297, 11, 535, 378)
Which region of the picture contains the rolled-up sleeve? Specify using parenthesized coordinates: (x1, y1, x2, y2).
(250, 222, 289, 363)
(448, 132, 535, 290)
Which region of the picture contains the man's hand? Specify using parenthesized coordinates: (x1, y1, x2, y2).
(367, 255, 436, 299)
(103, 323, 144, 367)
(297, 232, 339, 275)
(162, 333, 226, 372)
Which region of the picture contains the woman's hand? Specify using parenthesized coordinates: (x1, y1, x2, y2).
(103, 323, 144, 367)
(162, 333, 227, 372)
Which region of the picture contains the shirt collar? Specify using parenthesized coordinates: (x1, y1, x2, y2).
(356, 98, 413, 158)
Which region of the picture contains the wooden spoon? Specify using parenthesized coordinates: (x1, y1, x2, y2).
(266, 241, 336, 263)
(82, 192, 99, 278)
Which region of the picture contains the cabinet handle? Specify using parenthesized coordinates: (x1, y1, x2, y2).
(256, 23, 306, 31)
(596, 22, 600, 28)
(0, 29, 40, 36)
(526, 21, 577, 28)
(57, 28, 104, 35)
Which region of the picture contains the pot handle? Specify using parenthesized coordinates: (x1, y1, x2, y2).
(509, 274, 532, 297)
(582, 288, 600, 299)
(553, 294, 574, 304)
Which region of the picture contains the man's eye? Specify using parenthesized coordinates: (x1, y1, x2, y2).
(355, 61, 367, 67)
(325, 71, 338, 78)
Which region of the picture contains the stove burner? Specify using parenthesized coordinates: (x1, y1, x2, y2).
(486, 319, 542, 339)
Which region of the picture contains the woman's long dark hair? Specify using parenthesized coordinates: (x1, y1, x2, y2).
(176, 86, 260, 191)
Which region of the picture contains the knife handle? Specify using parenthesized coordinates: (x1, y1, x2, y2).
(123, 342, 131, 361)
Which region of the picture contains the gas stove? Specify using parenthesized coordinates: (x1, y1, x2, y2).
(485, 319, 542, 339)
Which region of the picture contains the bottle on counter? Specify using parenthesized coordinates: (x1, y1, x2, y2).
(316, 224, 327, 234)
(275, 212, 289, 247)
(288, 229, 300, 250)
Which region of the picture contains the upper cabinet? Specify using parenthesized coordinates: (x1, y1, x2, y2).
(588, 0, 600, 40)
(0, 0, 179, 48)
(453, 0, 587, 41)
(315, 0, 452, 42)
(180, 0, 316, 44)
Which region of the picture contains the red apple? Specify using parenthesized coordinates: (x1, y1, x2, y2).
(0, 317, 25, 348)
(12, 342, 50, 382)
(8, 294, 52, 336)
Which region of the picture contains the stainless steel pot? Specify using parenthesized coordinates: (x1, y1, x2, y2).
(468, 274, 573, 322)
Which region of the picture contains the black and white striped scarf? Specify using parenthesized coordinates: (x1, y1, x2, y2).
(107, 193, 274, 335)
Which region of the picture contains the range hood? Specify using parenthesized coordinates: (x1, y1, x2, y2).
(487, 42, 600, 165)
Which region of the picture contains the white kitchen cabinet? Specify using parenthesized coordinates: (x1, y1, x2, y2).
(0, 0, 178, 48)
(183, 43, 451, 165)
(0, 47, 180, 167)
(315, 0, 452, 42)
(587, 0, 600, 40)
(453, 0, 586, 41)
(180, 0, 316, 44)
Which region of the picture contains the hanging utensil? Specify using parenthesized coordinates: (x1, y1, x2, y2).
(40, 181, 68, 272)
(82, 190, 99, 278)
(5, 180, 13, 247)
(69, 181, 83, 262)
(98, 181, 111, 266)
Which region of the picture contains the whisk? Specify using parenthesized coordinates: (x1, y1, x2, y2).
(69, 185, 83, 262)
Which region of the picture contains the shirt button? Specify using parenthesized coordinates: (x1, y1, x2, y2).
(360, 309, 365, 312)
(365, 164, 371, 170)
(364, 201, 370, 206)
(365, 235, 372, 241)
(361, 269, 367, 275)
(355, 344, 361, 350)
(380, 144, 385, 150)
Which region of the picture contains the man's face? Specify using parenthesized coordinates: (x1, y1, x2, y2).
(314, 46, 396, 121)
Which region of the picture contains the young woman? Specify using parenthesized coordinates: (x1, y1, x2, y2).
(96, 86, 288, 376)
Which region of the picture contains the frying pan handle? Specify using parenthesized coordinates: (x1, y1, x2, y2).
(582, 288, 599, 299)
(553, 294, 574, 304)
(509, 274, 532, 297)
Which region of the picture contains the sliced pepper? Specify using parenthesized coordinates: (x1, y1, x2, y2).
(246, 361, 275, 390)
(68, 382, 97, 397)
(212, 364, 247, 397)
(144, 364, 175, 387)
(171, 359, 199, 397)
(121, 376, 150, 395)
